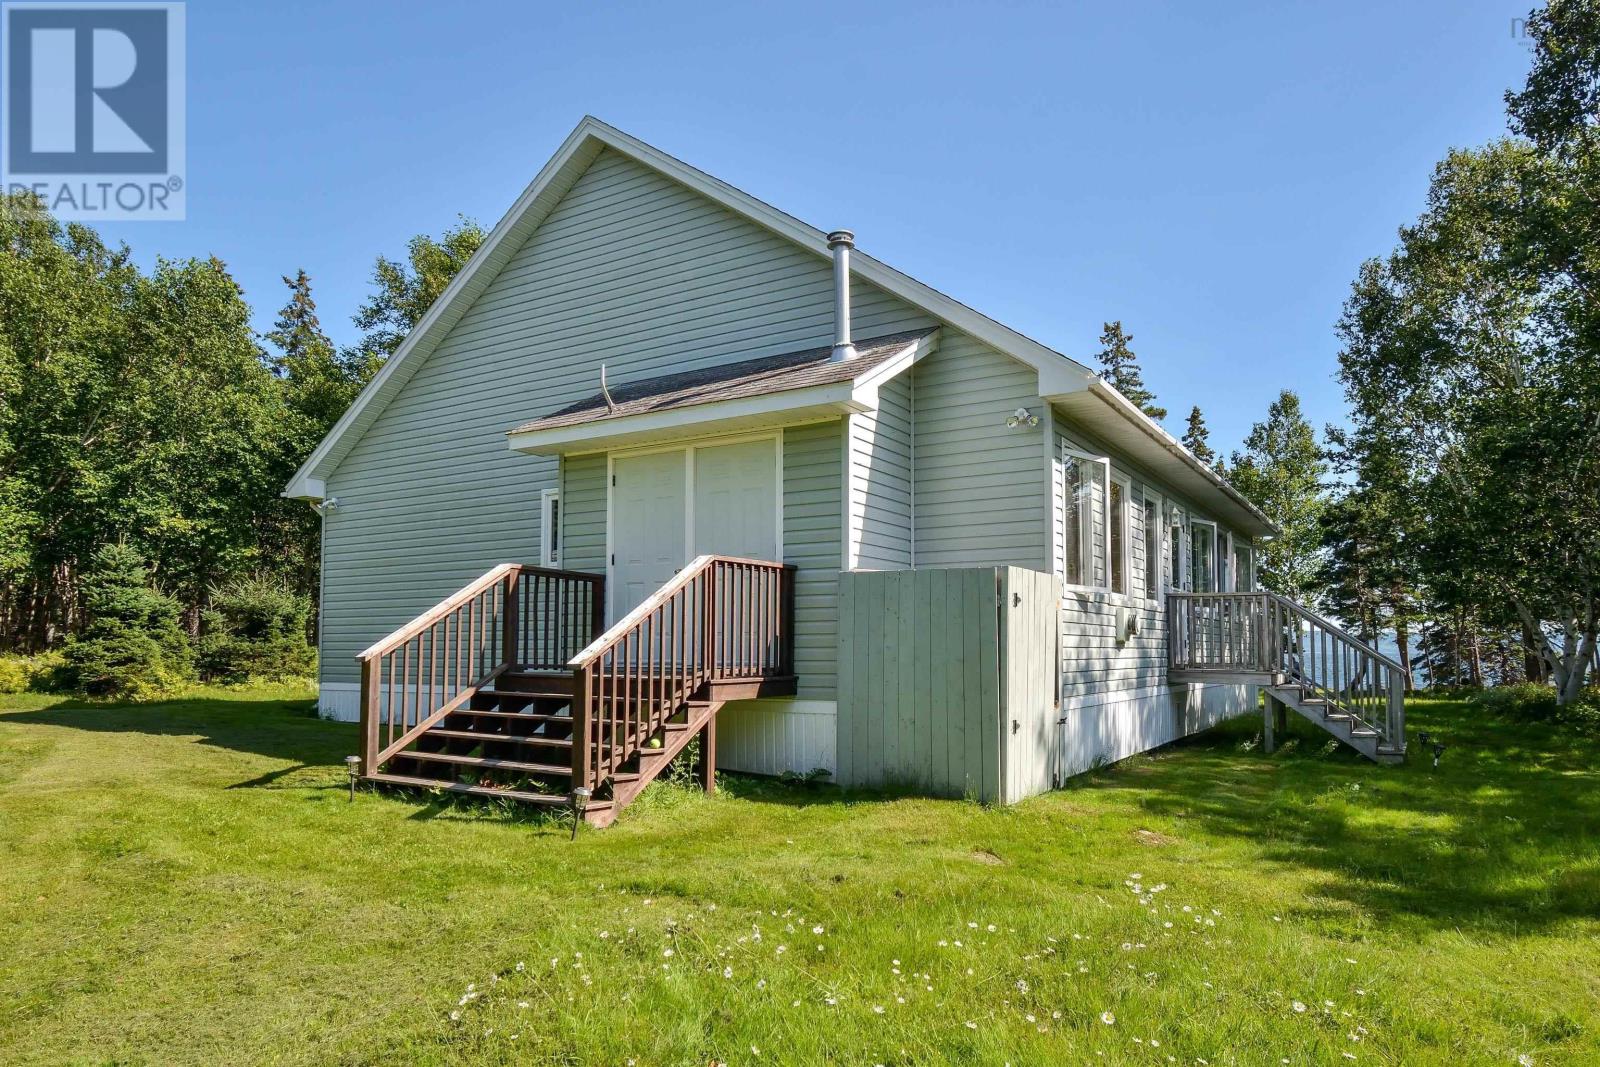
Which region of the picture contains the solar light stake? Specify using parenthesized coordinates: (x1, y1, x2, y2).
(570, 786, 592, 841)
(345, 755, 361, 801)
(1431, 741, 1447, 769)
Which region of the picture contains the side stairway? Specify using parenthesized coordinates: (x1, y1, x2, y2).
(353, 556, 795, 827)
(1168, 591, 1408, 763)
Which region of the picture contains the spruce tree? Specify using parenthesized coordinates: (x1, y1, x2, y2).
(1096, 321, 1166, 421)
(65, 544, 194, 699)
(1182, 406, 1216, 465)
(1226, 391, 1328, 601)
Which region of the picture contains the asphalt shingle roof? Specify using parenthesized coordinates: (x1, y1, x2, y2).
(509, 329, 936, 434)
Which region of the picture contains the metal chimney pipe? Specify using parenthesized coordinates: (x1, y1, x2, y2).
(827, 230, 857, 362)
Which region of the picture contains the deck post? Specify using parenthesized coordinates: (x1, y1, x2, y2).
(501, 568, 520, 672)
(697, 717, 716, 794)
(359, 655, 380, 776)
(1263, 693, 1278, 754)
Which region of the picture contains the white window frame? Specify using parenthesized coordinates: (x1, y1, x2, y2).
(1167, 504, 1188, 592)
(1109, 471, 1133, 596)
(1232, 538, 1254, 592)
(1061, 445, 1111, 591)
(1190, 519, 1219, 593)
(1140, 488, 1163, 601)
(1217, 528, 1234, 592)
(539, 486, 561, 568)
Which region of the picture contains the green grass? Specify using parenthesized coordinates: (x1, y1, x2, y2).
(0, 688, 1595, 1066)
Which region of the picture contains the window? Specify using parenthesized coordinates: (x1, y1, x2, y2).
(1109, 476, 1130, 595)
(1232, 540, 1254, 592)
(1191, 522, 1217, 592)
(1062, 455, 1092, 585)
(540, 487, 561, 567)
(1217, 530, 1233, 591)
(1141, 493, 1160, 598)
(1168, 508, 1186, 591)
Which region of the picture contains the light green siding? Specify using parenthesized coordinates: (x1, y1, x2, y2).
(783, 420, 843, 699)
(561, 452, 607, 577)
(319, 146, 929, 689)
(911, 334, 1049, 570)
(847, 369, 914, 569)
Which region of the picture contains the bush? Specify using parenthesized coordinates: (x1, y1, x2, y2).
(197, 575, 315, 683)
(1473, 681, 1600, 734)
(0, 651, 70, 693)
(64, 544, 194, 700)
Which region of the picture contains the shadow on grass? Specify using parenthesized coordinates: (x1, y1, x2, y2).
(1077, 698, 1600, 934)
(1, 690, 353, 772)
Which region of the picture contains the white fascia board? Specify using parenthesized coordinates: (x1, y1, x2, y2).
(506, 381, 868, 456)
(282, 476, 326, 502)
(851, 330, 941, 393)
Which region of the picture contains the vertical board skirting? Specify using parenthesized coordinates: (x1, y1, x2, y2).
(836, 566, 1057, 803)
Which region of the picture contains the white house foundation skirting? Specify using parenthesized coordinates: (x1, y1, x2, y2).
(318, 682, 361, 722)
(1055, 681, 1252, 780)
(715, 700, 838, 778)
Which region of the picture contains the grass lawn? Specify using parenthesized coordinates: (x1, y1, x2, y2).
(0, 688, 1595, 1066)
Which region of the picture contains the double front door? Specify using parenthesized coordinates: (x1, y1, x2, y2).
(609, 436, 780, 622)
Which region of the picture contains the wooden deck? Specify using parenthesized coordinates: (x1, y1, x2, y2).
(354, 556, 796, 825)
(1167, 592, 1407, 762)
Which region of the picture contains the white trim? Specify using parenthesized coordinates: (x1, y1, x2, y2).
(539, 487, 561, 568)
(1060, 443, 1109, 593)
(604, 429, 785, 625)
(1189, 518, 1219, 593)
(280, 116, 1266, 535)
(1139, 487, 1163, 602)
(1166, 503, 1189, 592)
(1109, 470, 1133, 597)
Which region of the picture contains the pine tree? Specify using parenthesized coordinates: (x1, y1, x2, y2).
(1181, 406, 1215, 465)
(1095, 321, 1166, 421)
(65, 543, 194, 698)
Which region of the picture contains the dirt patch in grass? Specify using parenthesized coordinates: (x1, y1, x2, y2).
(1133, 828, 1176, 846)
(970, 848, 1006, 865)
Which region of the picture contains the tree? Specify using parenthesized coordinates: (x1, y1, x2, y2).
(64, 543, 193, 698)
(1095, 321, 1166, 421)
(1226, 391, 1327, 601)
(198, 574, 315, 682)
(352, 215, 486, 364)
(1181, 406, 1215, 465)
(1506, 0, 1600, 155)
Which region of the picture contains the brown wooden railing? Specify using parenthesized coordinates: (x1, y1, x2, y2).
(567, 555, 795, 795)
(1168, 591, 1406, 753)
(355, 564, 604, 775)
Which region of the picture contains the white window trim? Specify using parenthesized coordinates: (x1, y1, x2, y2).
(540, 486, 561, 568)
(1190, 518, 1219, 593)
(1167, 504, 1189, 592)
(1217, 528, 1233, 592)
(1109, 471, 1133, 597)
(1140, 488, 1163, 601)
(1061, 445, 1111, 592)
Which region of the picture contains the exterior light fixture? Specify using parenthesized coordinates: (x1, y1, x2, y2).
(1005, 407, 1039, 428)
(1430, 741, 1446, 769)
(345, 755, 361, 800)
(570, 786, 592, 841)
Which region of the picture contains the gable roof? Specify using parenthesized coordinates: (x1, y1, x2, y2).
(284, 116, 1273, 536)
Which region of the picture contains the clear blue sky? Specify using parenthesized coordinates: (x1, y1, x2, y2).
(91, 0, 1535, 454)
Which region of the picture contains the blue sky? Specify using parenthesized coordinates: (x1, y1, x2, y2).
(90, 0, 1534, 454)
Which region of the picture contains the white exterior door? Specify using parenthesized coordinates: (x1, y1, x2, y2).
(693, 438, 779, 560)
(608, 436, 780, 623)
(610, 449, 688, 621)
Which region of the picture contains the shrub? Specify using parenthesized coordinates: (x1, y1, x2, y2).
(0, 650, 70, 693)
(64, 544, 194, 700)
(1473, 681, 1600, 734)
(197, 575, 315, 683)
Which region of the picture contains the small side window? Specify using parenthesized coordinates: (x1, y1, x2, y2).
(540, 487, 561, 568)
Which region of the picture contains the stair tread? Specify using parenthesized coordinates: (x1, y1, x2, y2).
(397, 750, 572, 775)
(367, 772, 607, 808)
(425, 728, 573, 747)
(455, 708, 572, 722)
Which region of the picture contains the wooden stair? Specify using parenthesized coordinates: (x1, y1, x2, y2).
(1265, 679, 1405, 764)
(354, 555, 796, 828)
